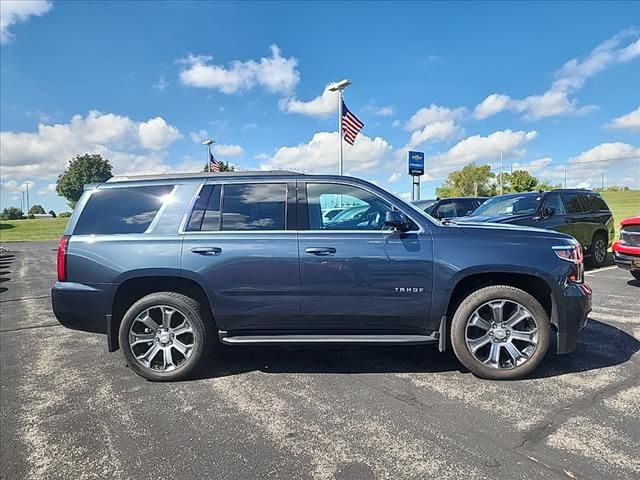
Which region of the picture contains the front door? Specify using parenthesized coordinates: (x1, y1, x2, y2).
(181, 181, 300, 332)
(297, 180, 433, 334)
(539, 192, 572, 237)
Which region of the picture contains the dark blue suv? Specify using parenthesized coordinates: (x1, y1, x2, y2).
(52, 172, 591, 381)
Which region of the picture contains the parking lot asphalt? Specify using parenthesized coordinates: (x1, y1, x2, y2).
(1, 241, 639, 480)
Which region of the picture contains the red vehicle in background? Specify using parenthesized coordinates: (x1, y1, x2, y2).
(612, 216, 640, 281)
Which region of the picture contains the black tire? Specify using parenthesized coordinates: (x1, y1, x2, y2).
(450, 285, 550, 380)
(587, 232, 608, 268)
(632, 271, 640, 281)
(119, 292, 213, 381)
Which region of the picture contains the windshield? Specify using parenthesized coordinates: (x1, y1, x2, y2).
(473, 194, 541, 216)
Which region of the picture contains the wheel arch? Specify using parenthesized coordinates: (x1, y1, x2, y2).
(108, 274, 214, 352)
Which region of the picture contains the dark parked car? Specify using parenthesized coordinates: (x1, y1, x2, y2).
(459, 189, 614, 267)
(52, 172, 591, 382)
(413, 197, 487, 219)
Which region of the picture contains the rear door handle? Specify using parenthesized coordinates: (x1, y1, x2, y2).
(304, 247, 336, 256)
(191, 246, 222, 255)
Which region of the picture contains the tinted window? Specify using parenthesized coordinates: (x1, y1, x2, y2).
(562, 193, 584, 214)
(542, 193, 566, 215)
(74, 185, 173, 235)
(186, 185, 221, 231)
(307, 183, 393, 230)
(580, 193, 609, 212)
(454, 199, 478, 216)
(474, 194, 540, 216)
(221, 183, 287, 231)
(435, 200, 457, 218)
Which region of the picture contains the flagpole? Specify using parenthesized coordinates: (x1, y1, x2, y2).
(338, 90, 344, 176)
(202, 139, 214, 173)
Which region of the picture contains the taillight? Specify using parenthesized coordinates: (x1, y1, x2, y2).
(57, 235, 70, 282)
(553, 244, 584, 283)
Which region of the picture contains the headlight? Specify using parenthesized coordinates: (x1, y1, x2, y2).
(553, 244, 584, 283)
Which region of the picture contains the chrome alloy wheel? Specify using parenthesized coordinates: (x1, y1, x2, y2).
(593, 238, 606, 264)
(128, 305, 194, 372)
(464, 300, 539, 370)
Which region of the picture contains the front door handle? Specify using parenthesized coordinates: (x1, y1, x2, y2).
(191, 246, 222, 255)
(305, 247, 336, 256)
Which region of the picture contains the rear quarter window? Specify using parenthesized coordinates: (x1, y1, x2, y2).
(73, 185, 174, 235)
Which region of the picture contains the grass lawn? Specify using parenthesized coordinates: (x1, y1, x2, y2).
(601, 190, 640, 229)
(0, 217, 69, 242)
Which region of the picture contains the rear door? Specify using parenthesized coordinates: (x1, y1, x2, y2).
(297, 180, 433, 333)
(561, 192, 589, 247)
(181, 180, 300, 332)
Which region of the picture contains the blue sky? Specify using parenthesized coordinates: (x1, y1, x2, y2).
(1, 1, 639, 212)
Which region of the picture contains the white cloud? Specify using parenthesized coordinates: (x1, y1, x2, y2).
(406, 120, 462, 149)
(510, 157, 553, 173)
(242, 122, 258, 130)
(138, 117, 182, 150)
(152, 76, 169, 91)
(388, 172, 402, 183)
(569, 142, 640, 168)
(374, 106, 395, 117)
(189, 129, 209, 143)
(427, 129, 538, 177)
(279, 85, 337, 118)
(0, 0, 52, 45)
(0, 111, 182, 180)
(405, 104, 466, 131)
(260, 131, 392, 174)
(474, 29, 640, 120)
(605, 106, 640, 133)
(213, 144, 243, 157)
(37, 183, 56, 196)
(178, 45, 299, 95)
(391, 120, 401, 128)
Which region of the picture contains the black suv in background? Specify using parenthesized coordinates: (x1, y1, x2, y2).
(459, 189, 614, 267)
(413, 197, 487, 219)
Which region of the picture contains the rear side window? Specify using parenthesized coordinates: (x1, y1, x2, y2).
(580, 193, 609, 212)
(221, 183, 287, 231)
(74, 185, 173, 235)
(186, 185, 221, 231)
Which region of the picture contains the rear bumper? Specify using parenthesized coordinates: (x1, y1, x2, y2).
(554, 282, 592, 354)
(51, 282, 109, 334)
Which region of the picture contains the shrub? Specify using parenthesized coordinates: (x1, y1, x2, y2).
(1, 207, 24, 220)
(27, 214, 36, 219)
(58, 212, 72, 218)
(49, 210, 57, 218)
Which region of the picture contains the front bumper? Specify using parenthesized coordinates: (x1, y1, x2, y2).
(612, 242, 640, 271)
(51, 282, 108, 334)
(553, 282, 592, 354)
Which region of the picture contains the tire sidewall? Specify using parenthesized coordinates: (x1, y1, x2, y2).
(589, 232, 607, 267)
(450, 286, 550, 380)
(119, 293, 207, 381)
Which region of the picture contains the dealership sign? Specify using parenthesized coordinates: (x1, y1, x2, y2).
(408, 151, 425, 176)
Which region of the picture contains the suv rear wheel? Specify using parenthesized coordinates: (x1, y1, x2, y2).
(588, 232, 608, 268)
(119, 292, 212, 381)
(450, 285, 550, 380)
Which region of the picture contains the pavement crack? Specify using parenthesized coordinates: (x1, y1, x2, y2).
(0, 295, 50, 303)
(515, 368, 640, 452)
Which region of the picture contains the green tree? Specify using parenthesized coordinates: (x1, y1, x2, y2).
(56, 154, 113, 208)
(28, 204, 46, 215)
(535, 179, 562, 191)
(504, 170, 538, 193)
(49, 210, 57, 218)
(436, 163, 495, 197)
(0, 207, 24, 220)
(202, 160, 236, 173)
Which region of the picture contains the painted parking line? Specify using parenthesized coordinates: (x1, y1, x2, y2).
(585, 265, 619, 275)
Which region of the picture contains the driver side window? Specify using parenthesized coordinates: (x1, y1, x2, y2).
(543, 193, 566, 215)
(306, 183, 393, 230)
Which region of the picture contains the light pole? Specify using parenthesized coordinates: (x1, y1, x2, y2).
(202, 139, 214, 172)
(328, 79, 352, 176)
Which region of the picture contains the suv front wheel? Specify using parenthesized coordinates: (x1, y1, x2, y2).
(450, 285, 550, 380)
(119, 292, 212, 381)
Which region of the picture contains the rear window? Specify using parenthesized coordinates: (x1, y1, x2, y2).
(74, 185, 173, 235)
(221, 183, 287, 231)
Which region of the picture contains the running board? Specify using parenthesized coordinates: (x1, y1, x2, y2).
(219, 332, 439, 346)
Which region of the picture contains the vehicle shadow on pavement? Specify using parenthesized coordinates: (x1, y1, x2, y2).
(189, 319, 638, 382)
(0, 253, 14, 294)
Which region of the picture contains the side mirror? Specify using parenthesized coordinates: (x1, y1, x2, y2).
(542, 206, 556, 218)
(384, 210, 410, 232)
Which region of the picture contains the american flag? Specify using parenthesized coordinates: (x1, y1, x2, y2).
(208, 149, 221, 173)
(341, 100, 364, 145)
